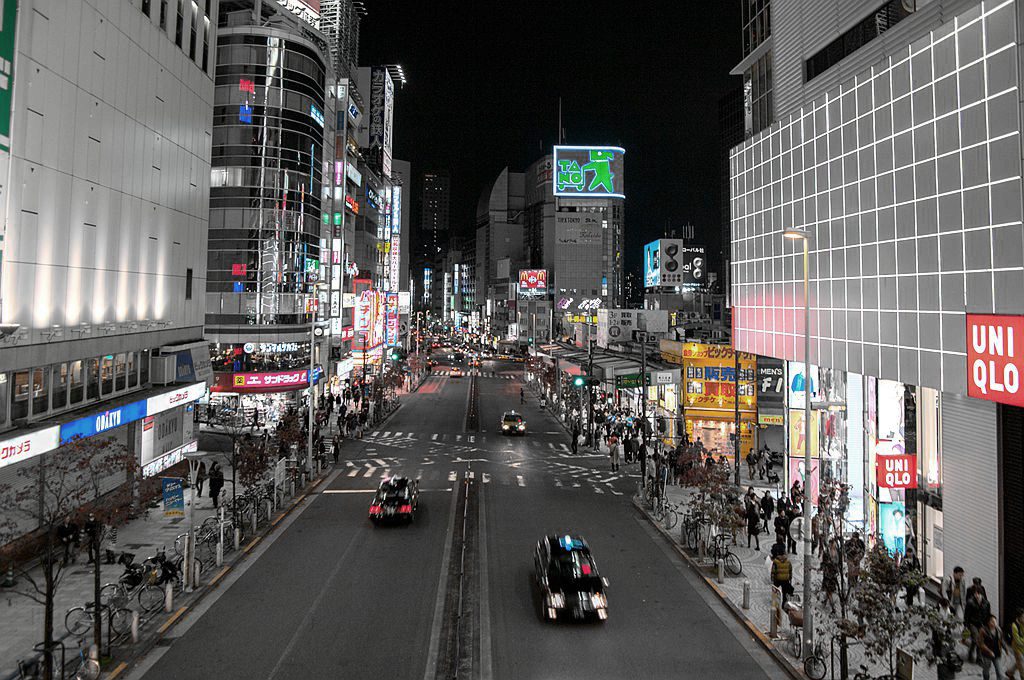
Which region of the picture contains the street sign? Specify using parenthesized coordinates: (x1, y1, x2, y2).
(615, 374, 646, 389)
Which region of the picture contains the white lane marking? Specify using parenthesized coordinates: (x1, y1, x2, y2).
(368, 432, 379, 438)
(448, 471, 457, 482)
(555, 479, 563, 487)
(608, 487, 623, 496)
(597, 476, 619, 484)
(516, 475, 525, 487)
(322, 489, 376, 494)
(481, 473, 490, 484)
(347, 469, 359, 477)
(415, 468, 423, 480)
(380, 469, 391, 478)
(572, 482, 581, 488)
(456, 435, 463, 442)
(594, 487, 604, 494)
(363, 466, 377, 478)
(373, 459, 387, 466)
(431, 434, 439, 441)
(547, 443, 556, 450)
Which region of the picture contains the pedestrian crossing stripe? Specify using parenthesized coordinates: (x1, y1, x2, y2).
(432, 370, 516, 379)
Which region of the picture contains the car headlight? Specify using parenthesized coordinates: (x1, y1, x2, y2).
(591, 593, 607, 608)
(546, 593, 565, 608)
(502, 425, 510, 430)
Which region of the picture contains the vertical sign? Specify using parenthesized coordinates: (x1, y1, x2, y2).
(162, 478, 184, 518)
(0, 0, 16, 152)
(966, 313, 1024, 406)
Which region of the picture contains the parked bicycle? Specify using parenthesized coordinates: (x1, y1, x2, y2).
(64, 601, 132, 638)
(71, 648, 100, 680)
(709, 533, 742, 576)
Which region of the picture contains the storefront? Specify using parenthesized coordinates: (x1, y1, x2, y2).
(208, 367, 324, 428)
(756, 357, 785, 456)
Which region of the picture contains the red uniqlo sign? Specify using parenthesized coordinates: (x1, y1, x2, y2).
(967, 313, 1024, 407)
(876, 454, 917, 489)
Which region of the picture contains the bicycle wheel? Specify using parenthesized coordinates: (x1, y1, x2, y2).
(804, 654, 827, 680)
(725, 552, 743, 576)
(138, 584, 164, 612)
(100, 583, 123, 606)
(73, 656, 100, 680)
(65, 607, 93, 636)
(664, 508, 679, 530)
(788, 631, 802, 659)
(109, 607, 133, 637)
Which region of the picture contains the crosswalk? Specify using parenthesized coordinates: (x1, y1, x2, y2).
(365, 430, 574, 452)
(430, 370, 517, 379)
(338, 460, 626, 495)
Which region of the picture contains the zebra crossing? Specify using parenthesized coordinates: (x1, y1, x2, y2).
(365, 430, 574, 452)
(430, 370, 517, 379)
(337, 459, 625, 495)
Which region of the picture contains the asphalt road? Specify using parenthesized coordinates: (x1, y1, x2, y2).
(130, 359, 787, 680)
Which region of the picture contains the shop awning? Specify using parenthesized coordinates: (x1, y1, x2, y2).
(592, 356, 644, 382)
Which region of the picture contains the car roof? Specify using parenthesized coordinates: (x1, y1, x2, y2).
(379, 476, 412, 489)
(545, 534, 590, 555)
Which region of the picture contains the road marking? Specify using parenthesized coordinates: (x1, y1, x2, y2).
(368, 432, 379, 438)
(478, 483, 494, 680)
(157, 606, 188, 634)
(373, 458, 387, 466)
(594, 487, 604, 494)
(481, 472, 490, 483)
(209, 566, 231, 586)
(555, 479, 562, 487)
(422, 469, 462, 680)
(547, 443, 556, 450)
(608, 487, 623, 496)
(516, 475, 525, 487)
(347, 469, 359, 477)
(363, 466, 377, 477)
(108, 662, 129, 679)
(448, 471, 457, 482)
(467, 470, 475, 479)
(469, 435, 476, 443)
(598, 476, 619, 483)
(456, 435, 463, 442)
(432, 433, 439, 441)
(322, 489, 376, 494)
(381, 469, 391, 478)
(415, 468, 423, 480)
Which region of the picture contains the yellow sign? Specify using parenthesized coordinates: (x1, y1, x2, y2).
(680, 343, 757, 414)
(759, 413, 784, 426)
(788, 410, 820, 459)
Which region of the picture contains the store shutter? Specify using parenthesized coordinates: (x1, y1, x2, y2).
(941, 392, 1000, 618)
(999, 405, 1024, 626)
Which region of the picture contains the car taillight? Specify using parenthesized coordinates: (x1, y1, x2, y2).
(399, 504, 412, 513)
(369, 505, 382, 514)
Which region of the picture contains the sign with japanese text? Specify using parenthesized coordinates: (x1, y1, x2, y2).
(162, 478, 185, 518)
(232, 263, 247, 276)
(553, 146, 625, 198)
(0, 427, 60, 471)
(876, 454, 918, 489)
(644, 239, 705, 288)
(967, 313, 1024, 406)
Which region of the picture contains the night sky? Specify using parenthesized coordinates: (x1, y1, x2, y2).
(360, 2, 742, 277)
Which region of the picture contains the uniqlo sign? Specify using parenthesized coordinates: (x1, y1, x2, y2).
(876, 454, 917, 489)
(967, 314, 1024, 406)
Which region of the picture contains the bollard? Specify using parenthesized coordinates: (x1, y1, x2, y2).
(698, 537, 706, 561)
(164, 582, 173, 613)
(234, 526, 241, 551)
(88, 643, 99, 663)
(717, 558, 725, 584)
(266, 499, 273, 522)
(742, 580, 751, 609)
(216, 523, 224, 567)
(131, 610, 140, 643)
(769, 588, 779, 637)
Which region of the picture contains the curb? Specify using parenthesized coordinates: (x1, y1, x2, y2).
(632, 497, 804, 680)
(103, 471, 332, 678)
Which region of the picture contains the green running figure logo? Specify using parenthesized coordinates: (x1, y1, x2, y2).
(557, 149, 617, 194)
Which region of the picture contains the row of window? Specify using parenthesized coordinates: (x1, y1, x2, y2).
(0, 351, 151, 427)
(805, 0, 916, 82)
(138, 0, 211, 74)
(215, 45, 326, 85)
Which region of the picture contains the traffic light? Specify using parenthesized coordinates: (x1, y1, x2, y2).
(390, 351, 400, 361)
(528, 337, 535, 345)
(572, 376, 586, 388)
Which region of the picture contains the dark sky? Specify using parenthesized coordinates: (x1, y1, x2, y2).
(360, 2, 743, 275)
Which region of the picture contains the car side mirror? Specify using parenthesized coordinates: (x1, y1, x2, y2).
(602, 577, 610, 587)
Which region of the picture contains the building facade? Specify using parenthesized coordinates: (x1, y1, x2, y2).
(0, 0, 217, 536)
(730, 0, 1023, 622)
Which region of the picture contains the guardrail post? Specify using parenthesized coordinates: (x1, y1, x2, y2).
(216, 523, 224, 567)
(769, 587, 779, 637)
(131, 610, 140, 643)
(742, 580, 751, 609)
(717, 558, 725, 584)
(164, 582, 174, 613)
(234, 526, 241, 551)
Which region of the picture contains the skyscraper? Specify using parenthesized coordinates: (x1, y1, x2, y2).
(420, 171, 451, 258)
(320, 0, 363, 80)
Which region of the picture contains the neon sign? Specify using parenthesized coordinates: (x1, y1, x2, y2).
(553, 146, 626, 198)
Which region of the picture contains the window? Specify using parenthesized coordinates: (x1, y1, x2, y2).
(11, 370, 28, 420)
(100, 356, 114, 396)
(142, 0, 151, 17)
(189, 1, 198, 60)
(115, 353, 127, 392)
(175, 0, 184, 48)
(127, 352, 138, 388)
(87, 358, 100, 400)
(52, 363, 68, 409)
(0, 374, 8, 425)
(69, 360, 84, 404)
(160, 0, 168, 30)
(31, 367, 48, 417)
(202, 17, 210, 72)
(805, 0, 915, 81)
(140, 350, 151, 385)
(186, 268, 193, 299)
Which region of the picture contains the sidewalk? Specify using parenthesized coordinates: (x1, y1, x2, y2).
(637, 482, 987, 680)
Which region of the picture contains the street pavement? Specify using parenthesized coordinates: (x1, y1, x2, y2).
(125, 360, 789, 680)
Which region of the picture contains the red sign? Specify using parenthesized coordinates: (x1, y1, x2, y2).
(212, 368, 321, 394)
(345, 195, 360, 214)
(340, 326, 354, 341)
(967, 313, 1024, 406)
(876, 454, 917, 489)
(232, 263, 247, 276)
(239, 79, 255, 95)
(518, 269, 548, 290)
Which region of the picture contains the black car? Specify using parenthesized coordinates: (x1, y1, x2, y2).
(533, 535, 609, 621)
(369, 477, 419, 524)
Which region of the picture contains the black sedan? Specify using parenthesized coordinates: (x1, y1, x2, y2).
(533, 535, 609, 621)
(369, 477, 419, 525)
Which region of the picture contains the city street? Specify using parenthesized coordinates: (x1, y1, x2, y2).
(126, 360, 787, 680)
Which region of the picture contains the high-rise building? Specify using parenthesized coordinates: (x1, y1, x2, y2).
(421, 171, 451, 258)
(731, 0, 774, 137)
(729, 0, 1023, 622)
(320, 0, 363, 80)
(205, 1, 334, 405)
(0, 0, 216, 533)
(718, 87, 745, 287)
(475, 168, 525, 339)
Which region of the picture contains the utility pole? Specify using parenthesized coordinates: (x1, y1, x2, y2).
(734, 346, 741, 486)
(587, 325, 595, 448)
(640, 335, 648, 448)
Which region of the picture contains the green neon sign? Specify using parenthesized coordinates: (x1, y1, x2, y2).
(553, 146, 625, 198)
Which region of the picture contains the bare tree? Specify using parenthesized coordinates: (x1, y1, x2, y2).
(0, 435, 135, 679)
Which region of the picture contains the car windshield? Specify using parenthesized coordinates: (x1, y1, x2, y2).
(503, 414, 522, 423)
(554, 552, 601, 589)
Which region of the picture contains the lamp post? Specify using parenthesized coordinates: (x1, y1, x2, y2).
(307, 282, 329, 473)
(784, 224, 813, 659)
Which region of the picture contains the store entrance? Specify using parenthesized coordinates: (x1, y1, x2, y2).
(999, 404, 1024, 626)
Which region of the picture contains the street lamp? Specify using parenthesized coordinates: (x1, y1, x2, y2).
(307, 282, 330, 474)
(784, 224, 814, 658)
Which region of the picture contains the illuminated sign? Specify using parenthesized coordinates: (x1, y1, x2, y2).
(346, 162, 362, 186)
(876, 454, 917, 489)
(553, 146, 625, 198)
(239, 79, 255, 94)
(239, 104, 253, 124)
(0, 427, 61, 471)
(366, 186, 381, 210)
(310, 103, 324, 127)
(967, 314, 1024, 406)
(145, 382, 207, 415)
(229, 368, 323, 390)
(232, 263, 247, 276)
(142, 439, 197, 478)
(242, 342, 299, 353)
(347, 100, 361, 125)
(60, 402, 148, 444)
(331, 291, 341, 317)
(305, 258, 320, 274)
(518, 269, 548, 290)
(644, 239, 705, 288)
(345, 195, 360, 214)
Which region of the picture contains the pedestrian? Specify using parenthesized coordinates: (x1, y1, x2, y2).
(967, 576, 988, 601)
(623, 433, 635, 465)
(901, 546, 922, 606)
(83, 513, 102, 565)
(609, 434, 620, 472)
(760, 490, 774, 534)
(195, 460, 207, 497)
(571, 421, 580, 455)
(977, 614, 1006, 680)
(1008, 609, 1024, 680)
(520, 387, 525, 404)
(771, 551, 794, 604)
(784, 511, 798, 554)
(332, 435, 341, 464)
(821, 539, 840, 613)
(745, 498, 761, 551)
(746, 450, 757, 479)
(943, 566, 968, 619)
(933, 599, 960, 680)
(208, 462, 225, 509)
(251, 408, 260, 430)
(965, 586, 993, 663)
(845, 531, 866, 585)
(57, 515, 80, 564)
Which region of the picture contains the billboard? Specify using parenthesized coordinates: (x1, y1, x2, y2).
(596, 309, 669, 347)
(553, 146, 625, 198)
(967, 314, 1024, 406)
(369, 66, 395, 178)
(518, 269, 548, 293)
(644, 240, 706, 288)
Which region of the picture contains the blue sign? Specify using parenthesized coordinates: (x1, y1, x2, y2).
(60, 401, 148, 444)
(162, 478, 185, 518)
(879, 501, 906, 556)
(175, 351, 196, 382)
(233, 281, 244, 292)
(644, 240, 661, 287)
(239, 104, 253, 124)
(310, 103, 324, 127)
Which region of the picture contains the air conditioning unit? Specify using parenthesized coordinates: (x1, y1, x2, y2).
(150, 355, 177, 385)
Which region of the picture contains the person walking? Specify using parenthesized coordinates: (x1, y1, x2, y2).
(332, 435, 341, 464)
(965, 586, 993, 663)
(571, 421, 580, 455)
(901, 547, 922, 606)
(520, 387, 525, 404)
(208, 462, 225, 509)
(771, 552, 794, 604)
(83, 513, 102, 565)
(195, 460, 207, 497)
(57, 515, 80, 565)
(760, 490, 774, 534)
(977, 614, 1006, 680)
(609, 434, 620, 472)
(745, 498, 761, 551)
(845, 531, 866, 585)
(1008, 609, 1024, 680)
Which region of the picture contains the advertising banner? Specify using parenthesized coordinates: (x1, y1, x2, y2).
(879, 501, 907, 555)
(757, 357, 785, 411)
(553, 146, 625, 198)
(876, 454, 917, 489)
(787, 456, 820, 505)
(966, 313, 1024, 406)
(518, 269, 548, 293)
(217, 368, 323, 393)
(788, 410, 820, 460)
(597, 309, 669, 347)
(162, 478, 185, 518)
(60, 402, 148, 444)
(0, 427, 60, 471)
(644, 240, 705, 288)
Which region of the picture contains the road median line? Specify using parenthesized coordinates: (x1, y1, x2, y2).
(157, 606, 188, 634)
(209, 565, 231, 586)
(107, 662, 128, 679)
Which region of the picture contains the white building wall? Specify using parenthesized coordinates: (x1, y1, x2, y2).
(0, 0, 214, 357)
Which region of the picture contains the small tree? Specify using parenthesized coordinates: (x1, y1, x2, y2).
(0, 435, 134, 679)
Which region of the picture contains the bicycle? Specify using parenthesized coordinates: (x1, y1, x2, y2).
(803, 638, 827, 680)
(709, 534, 743, 576)
(71, 648, 100, 680)
(64, 601, 132, 638)
(658, 501, 682, 530)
